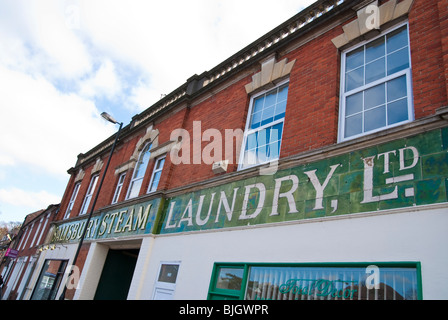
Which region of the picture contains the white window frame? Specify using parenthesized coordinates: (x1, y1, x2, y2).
(147, 155, 166, 194)
(79, 174, 99, 215)
(238, 79, 289, 171)
(338, 22, 414, 142)
(64, 182, 80, 219)
(126, 142, 152, 200)
(111, 172, 126, 204)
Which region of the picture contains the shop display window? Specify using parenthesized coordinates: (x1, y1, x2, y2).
(208, 262, 421, 300)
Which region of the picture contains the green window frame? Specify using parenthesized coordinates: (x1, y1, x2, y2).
(208, 262, 422, 300)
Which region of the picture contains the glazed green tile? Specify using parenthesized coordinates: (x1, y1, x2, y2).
(415, 178, 446, 205)
(325, 194, 350, 217)
(303, 171, 339, 201)
(339, 171, 363, 193)
(324, 174, 339, 197)
(349, 190, 378, 213)
(328, 154, 350, 174)
(275, 177, 296, 194)
(212, 210, 228, 229)
(255, 174, 276, 190)
(445, 178, 448, 200)
(265, 205, 286, 224)
(378, 184, 415, 210)
(304, 201, 326, 219)
(285, 202, 305, 222)
(406, 129, 442, 156)
(372, 162, 395, 188)
(376, 138, 405, 156)
(246, 205, 270, 225)
(422, 153, 448, 179)
(442, 127, 448, 150)
(305, 159, 330, 175)
(349, 146, 378, 171)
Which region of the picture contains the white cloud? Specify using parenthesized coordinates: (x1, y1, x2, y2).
(75, 0, 315, 107)
(0, 0, 317, 223)
(0, 155, 15, 167)
(0, 187, 60, 209)
(79, 59, 121, 99)
(0, 64, 114, 177)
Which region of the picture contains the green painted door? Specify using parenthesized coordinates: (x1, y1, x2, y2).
(94, 249, 139, 300)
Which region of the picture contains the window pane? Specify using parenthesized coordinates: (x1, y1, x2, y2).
(149, 171, 162, 192)
(364, 83, 385, 110)
(257, 144, 268, 163)
(253, 97, 264, 113)
(342, 25, 412, 141)
(387, 75, 407, 102)
(250, 111, 262, 129)
(112, 173, 126, 204)
(271, 122, 283, 142)
(346, 92, 363, 116)
(264, 92, 277, 108)
(365, 106, 386, 132)
(135, 149, 151, 178)
(346, 68, 364, 92)
(387, 48, 409, 75)
(243, 150, 257, 166)
(242, 84, 287, 169)
(277, 85, 289, 102)
(271, 122, 283, 141)
(158, 264, 179, 284)
(31, 260, 68, 300)
(388, 98, 409, 124)
(156, 158, 165, 170)
(261, 106, 275, 126)
(274, 100, 286, 120)
(346, 47, 364, 71)
(345, 113, 362, 137)
(365, 58, 385, 84)
(244, 265, 419, 300)
(246, 132, 257, 150)
(257, 128, 268, 147)
(127, 179, 142, 199)
(216, 268, 244, 291)
(366, 37, 385, 63)
(268, 141, 280, 160)
(387, 26, 408, 53)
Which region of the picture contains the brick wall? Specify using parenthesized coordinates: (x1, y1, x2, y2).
(409, 0, 448, 118)
(55, 0, 448, 223)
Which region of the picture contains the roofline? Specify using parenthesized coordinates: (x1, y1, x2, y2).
(70, 0, 360, 171)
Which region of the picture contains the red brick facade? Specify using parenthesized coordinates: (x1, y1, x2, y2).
(52, 0, 448, 295)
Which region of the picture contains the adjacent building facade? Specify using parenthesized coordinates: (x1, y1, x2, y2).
(24, 0, 448, 300)
(1, 204, 59, 300)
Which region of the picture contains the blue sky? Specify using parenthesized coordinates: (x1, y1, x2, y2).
(0, 0, 314, 223)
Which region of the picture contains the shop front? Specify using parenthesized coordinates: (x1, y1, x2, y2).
(30, 197, 163, 300)
(133, 127, 447, 300)
(41, 127, 448, 300)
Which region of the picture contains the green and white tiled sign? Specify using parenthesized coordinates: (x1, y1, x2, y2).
(52, 127, 448, 242)
(159, 127, 448, 234)
(52, 198, 164, 242)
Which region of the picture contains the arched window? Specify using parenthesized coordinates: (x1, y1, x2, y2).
(126, 142, 152, 199)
